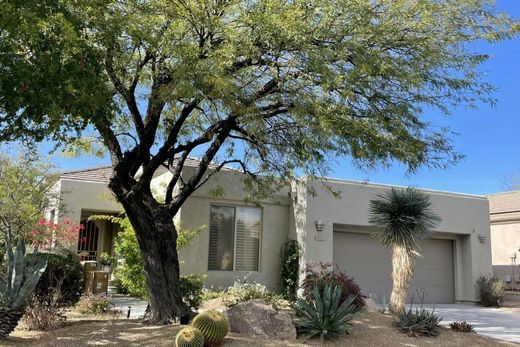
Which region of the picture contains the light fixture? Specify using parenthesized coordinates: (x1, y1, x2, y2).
(315, 220, 325, 232)
(477, 234, 486, 243)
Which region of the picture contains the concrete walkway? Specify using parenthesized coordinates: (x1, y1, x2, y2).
(422, 304, 520, 344)
(111, 294, 148, 319)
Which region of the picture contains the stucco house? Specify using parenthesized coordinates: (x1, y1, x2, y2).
(50, 161, 492, 304)
(488, 191, 520, 289)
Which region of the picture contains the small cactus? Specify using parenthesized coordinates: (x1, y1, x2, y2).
(192, 309, 229, 345)
(175, 327, 205, 347)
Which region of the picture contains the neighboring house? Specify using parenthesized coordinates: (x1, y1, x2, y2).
(50, 161, 492, 304)
(488, 191, 520, 289)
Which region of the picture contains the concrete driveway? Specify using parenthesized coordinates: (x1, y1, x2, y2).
(422, 304, 520, 344)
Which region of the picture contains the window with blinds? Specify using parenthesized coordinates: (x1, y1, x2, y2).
(208, 205, 261, 271)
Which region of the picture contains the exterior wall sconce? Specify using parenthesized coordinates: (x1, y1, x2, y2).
(315, 220, 325, 241)
(477, 234, 486, 243)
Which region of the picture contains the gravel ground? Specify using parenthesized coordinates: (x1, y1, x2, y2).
(4, 311, 518, 347)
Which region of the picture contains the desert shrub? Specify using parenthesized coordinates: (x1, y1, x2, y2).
(180, 274, 205, 311)
(280, 240, 300, 302)
(476, 276, 504, 307)
(23, 250, 84, 331)
(75, 295, 114, 315)
(397, 306, 442, 337)
(450, 321, 475, 333)
(302, 262, 365, 310)
(33, 250, 84, 307)
(225, 278, 284, 309)
(293, 284, 358, 341)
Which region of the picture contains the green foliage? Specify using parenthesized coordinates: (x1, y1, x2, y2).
(32, 250, 84, 308)
(449, 321, 475, 333)
(476, 276, 504, 307)
(99, 252, 117, 267)
(206, 276, 285, 309)
(192, 309, 229, 345)
(302, 262, 365, 311)
(0, 152, 60, 244)
(175, 327, 205, 347)
(179, 274, 205, 311)
(397, 307, 442, 337)
(369, 188, 441, 251)
(75, 295, 113, 315)
(1, 0, 518, 199)
(293, 284, 358, 341)
(280, 240, 300, 302)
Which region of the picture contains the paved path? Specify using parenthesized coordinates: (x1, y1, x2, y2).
(422, 304, 520, 344)
(112, 294, 148, 319)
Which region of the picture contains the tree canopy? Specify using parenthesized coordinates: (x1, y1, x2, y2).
(0, 151, 60, 248)
(1, 0, 518, 203)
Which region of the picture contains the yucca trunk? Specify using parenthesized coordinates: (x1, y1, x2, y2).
(0, 306, 25, 339)
(389, 244, 415, 318)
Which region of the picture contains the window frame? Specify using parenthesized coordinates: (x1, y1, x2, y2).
(208, 203, 263, 272)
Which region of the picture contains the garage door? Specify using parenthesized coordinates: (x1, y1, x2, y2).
(333, 231, 454, 304)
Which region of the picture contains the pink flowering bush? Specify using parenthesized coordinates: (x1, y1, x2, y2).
(30, 219, 84, 250)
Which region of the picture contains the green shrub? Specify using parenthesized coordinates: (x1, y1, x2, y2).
(180, 274, 205, 311)
(280, 240, 300, 302)
(225, 277, 284, 309)
(450, 321, 475, 333)
(33, 250, 84, 307)
(476, 276, 504, 307)
(397, 307, 442, 337)
(99, 252, 117, 267)
(293, 284, 358, 341)
(192, 309, 229, 345)
(75, 295, 114, 315)
(302, 262, 365, 310)
(23, 250, 84, 330)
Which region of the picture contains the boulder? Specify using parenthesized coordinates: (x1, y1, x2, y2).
(225, 299, 296, 340)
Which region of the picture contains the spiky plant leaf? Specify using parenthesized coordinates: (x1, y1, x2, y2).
(369, 188, 441, 251)
(293, 284, 358, 341)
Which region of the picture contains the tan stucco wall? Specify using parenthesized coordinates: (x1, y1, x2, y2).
(292, 179, 492, 303)
(152, 167, 291, 291)
(56, 179, 122, 223)
(489, 221, 520, 287)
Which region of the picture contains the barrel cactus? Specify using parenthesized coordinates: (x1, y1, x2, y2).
(0, 239, 47, 339)
(192, 309, 229, 345)
(175, 327, 205, 347)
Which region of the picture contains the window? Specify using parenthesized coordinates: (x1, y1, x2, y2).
(208, 205, 261, 271)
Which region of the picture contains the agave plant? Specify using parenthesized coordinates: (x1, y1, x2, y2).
(293, 284, 357, 341)
(0, 238, 47, 339)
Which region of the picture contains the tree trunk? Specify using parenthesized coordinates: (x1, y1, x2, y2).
(389, 244, 415, 319)
(0, 306, 25, 339)
(118, 192, 189, 324)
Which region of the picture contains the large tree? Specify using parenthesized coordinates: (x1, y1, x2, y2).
(0, 0, 517, 323)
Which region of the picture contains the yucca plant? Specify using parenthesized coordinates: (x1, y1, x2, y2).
(369, 188, 441, 317)
(0, 238, 47, 339)
(293, 284, 358, 341)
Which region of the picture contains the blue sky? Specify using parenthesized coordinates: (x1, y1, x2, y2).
(39, 1, 520, 196)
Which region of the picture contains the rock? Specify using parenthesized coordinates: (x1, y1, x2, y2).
(225, 299, 296, 341)
(364, 298, 379, 313)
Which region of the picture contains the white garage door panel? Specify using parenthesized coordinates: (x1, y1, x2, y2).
(333, 231, 454, 304)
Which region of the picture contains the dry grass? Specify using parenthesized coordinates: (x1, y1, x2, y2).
(3, 311, 518, 347)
